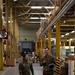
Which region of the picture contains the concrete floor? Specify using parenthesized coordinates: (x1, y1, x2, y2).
(0, 57, 43, 75)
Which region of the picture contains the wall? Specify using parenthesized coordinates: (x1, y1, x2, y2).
(18, 26, 38, 41)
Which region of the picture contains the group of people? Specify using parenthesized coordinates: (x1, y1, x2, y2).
(19, 47, 55, 75)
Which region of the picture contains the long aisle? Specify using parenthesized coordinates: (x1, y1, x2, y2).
(0, 58, 43, 75)
(33, 63, 43, 75)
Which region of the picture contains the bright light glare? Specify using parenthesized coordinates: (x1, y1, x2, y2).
(30, 17, 47, 19)
(8, 21, 13, 23)
(63, 20, 66, 23)
(70, 39, 73, 41)
(31, 6, 55, 9)
(51, 38, 55, 41)
(31, 6, 42, 9)
(44, 6, 54, 9)
(71, 30, 75, 33)
(54, 25, 56, 28)
(65, 33, 69, 36)
(30, 17, 39, 19)
(61, 35, 64, 37)
(40, 17, 46, 19)
(14, 0, 17, 1)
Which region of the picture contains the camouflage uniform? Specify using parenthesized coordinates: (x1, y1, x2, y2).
(40, 55, 55, 75)
(19, 61, 34, 75)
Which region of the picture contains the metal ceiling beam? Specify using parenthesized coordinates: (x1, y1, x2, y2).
(61, 22, 75, 25)
(53, 28, 74, 30)
(48, 0, 54, 5)
(19, 21, 40, 24)
(37, 0, 75, 40)
(60, 17, 75, 21)
(27, 0, 32, 6)
(18, 13, 49, 15)
(52, 32, 72, 35)
(52, 31, 75, 37)
(18, 18, 40, 20)
(13, 6, 54, 8)
(60, 24, 75, 26)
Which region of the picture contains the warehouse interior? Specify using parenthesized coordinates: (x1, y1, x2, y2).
(0, 0, 75, 75)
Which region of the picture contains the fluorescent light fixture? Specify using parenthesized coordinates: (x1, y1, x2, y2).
(14, 0, 17, 1)
(65, 33, 69, 36)
(30, 17, 47, 19)
(8, 21, 13, 23)
(30, 17, 39, 19)
(40, 17, 46, 19)
(3, 21, 13, 23)
(63, 20, 66, 23)
(46, 38, 48, 40)
(71, 30, 75, 33)
(44, 6, 54, 9)
(51, 38, 55, 41)
(70, 39, 73, 41)
(46, 38, 55, 41)
(61, 35, 64, 37)
(54, 25, 56, 28)
(31, 6, 42, 9)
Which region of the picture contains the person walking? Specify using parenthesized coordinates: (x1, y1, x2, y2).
(19, 54, 34, 75)
(40, 47, 55, 75)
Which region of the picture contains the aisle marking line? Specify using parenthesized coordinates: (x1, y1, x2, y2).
(1, 67, 11, 75)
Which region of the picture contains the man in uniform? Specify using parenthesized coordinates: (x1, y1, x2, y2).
(19, 54, 34, 75)
(40, 47, 55, 75)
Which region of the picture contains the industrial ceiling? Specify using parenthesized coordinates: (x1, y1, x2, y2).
(3, 0, 75, 42)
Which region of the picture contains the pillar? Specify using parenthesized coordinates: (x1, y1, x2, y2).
(0, 0, 3, 70)
(48, 29, 51, 54)
(5, 0, 9, 58)
(35, 42, 37, 52)
(69, 39, 71, 50)
(10, 0, 13, 58)
(13, 9, 16, 58)
(15, 11, 19, 58)
(56, 20, 61, 75)
(39, 39, 42, 59)
(43, 36, 46, 48)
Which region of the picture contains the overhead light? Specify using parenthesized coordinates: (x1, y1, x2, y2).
(67, 40, 69, 41)
(31, 6, 42, 9)
(71, 30, 75, 33)
(30, 17, 39, 19)
(63, 20, 66, 23)
(31, 6, 55, 9)
(4, 21, 13, 23)
(54, 25, 56, 28)
(61, 35, 64, 37)
(30, 17, 47, 19)
(46, 38, 48, 40)
(51, 38, 55, 41)
(44, 6, 54, 9)
(8, 21, 13, 23)
(65, 33, 69, 36)
(40, 17, 46, 19)
(13, 0, 17, 1)
(70, 39, 73, 41)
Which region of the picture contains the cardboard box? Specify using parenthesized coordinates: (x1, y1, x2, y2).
(68, 55, 75, 60)
(6, 58, 16, 66)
